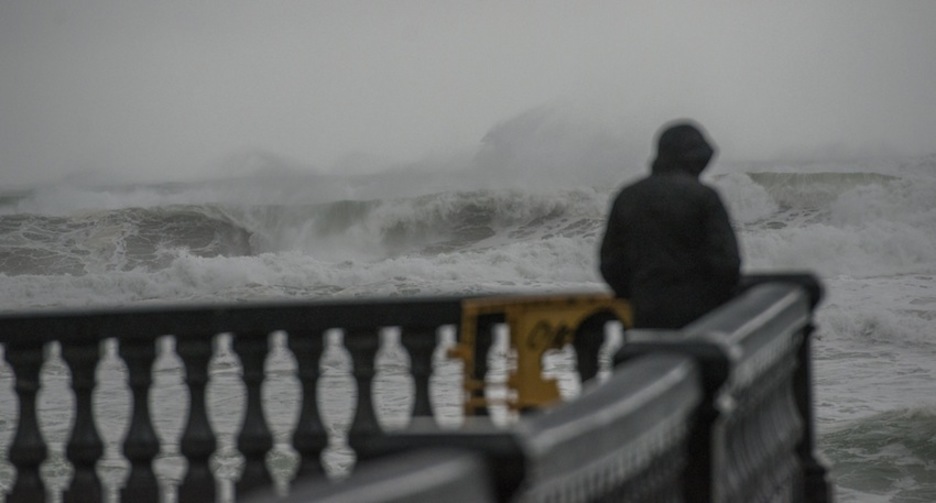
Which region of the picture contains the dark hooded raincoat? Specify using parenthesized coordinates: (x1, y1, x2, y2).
(599, 122, 741, 329)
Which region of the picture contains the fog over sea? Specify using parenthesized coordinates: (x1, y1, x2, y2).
(1, 125, 935, 501)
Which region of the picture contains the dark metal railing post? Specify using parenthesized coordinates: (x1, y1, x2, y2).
(288, 331, 328, 477)
(472, 317, 497, 416)
(400, 327, 437, 419)
(573, 312, 614, 384)
(61, 339, 104, 503)
(615, 332, 733, 503)
(344, 329, 381, 456)
(796, 324, 834, 503)
(176, 336, 218, 503)
(5, 341, 48, 503)
(119, 338, 161, 503)
(232, 331, 274, 497)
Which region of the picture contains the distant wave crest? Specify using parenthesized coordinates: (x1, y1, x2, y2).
(744, 171, 899, 209)
(0, 205, 252, 275)
(229, 188, 607, 260)
(0, 188, 608, 275)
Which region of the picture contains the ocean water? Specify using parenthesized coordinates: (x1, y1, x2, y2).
(1, 153, 935, 501)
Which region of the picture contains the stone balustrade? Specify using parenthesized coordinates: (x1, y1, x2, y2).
(0, 275, 834, 502)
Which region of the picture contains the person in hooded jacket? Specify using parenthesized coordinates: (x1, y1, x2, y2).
(600, 121, 741, 329)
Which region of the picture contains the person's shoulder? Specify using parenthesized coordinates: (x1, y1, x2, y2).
(698, 181, 726, 197)
(695, 182, 731, 209)
(612, 175, 650, 196)
(657, 173, 709, 194)
(670, 177, 725, 204)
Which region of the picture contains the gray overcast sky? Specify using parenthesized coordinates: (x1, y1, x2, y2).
(2, 1, 935, 186)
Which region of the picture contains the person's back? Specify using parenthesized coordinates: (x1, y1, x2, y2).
(600, 121, 740, 329)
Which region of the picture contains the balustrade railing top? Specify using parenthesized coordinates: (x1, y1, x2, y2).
(0, 295, 469, 342)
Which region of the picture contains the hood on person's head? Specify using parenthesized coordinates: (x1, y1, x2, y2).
(651, 121, 716, 177)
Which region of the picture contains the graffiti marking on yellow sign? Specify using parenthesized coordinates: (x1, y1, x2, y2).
(449, 293, 631, 415)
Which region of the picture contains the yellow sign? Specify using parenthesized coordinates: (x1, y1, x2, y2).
(449, 293, 631, 415)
